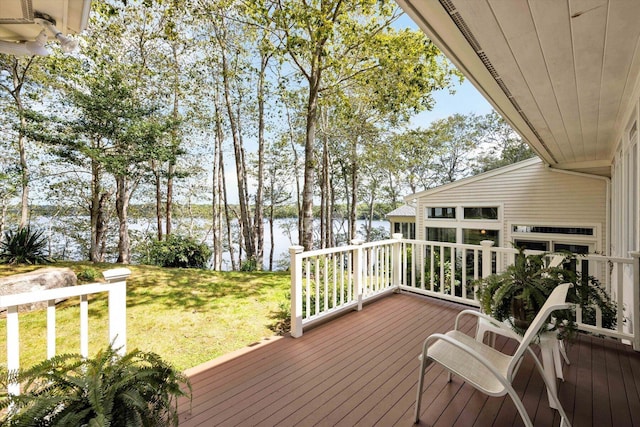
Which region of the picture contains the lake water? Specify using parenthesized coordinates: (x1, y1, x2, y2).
(37, 216, 391, 271)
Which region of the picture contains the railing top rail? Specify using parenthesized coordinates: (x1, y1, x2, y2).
(292, 239, 399, 258)
(0, 282, 110, 308)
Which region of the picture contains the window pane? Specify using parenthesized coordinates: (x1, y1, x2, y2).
(464, 207, 498, 220)
(394, 222, 400, 233)
(513, 240, 549, 251)
(426, 227, 456, 243)
(512, 225, 594, 236)
(553, 243, 589, 254)
(427, 207, 456, 219)
(463, 229, 499, 246)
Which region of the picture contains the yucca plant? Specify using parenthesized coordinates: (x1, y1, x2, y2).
(0, 226, 52, 265)
(0, 345, 191, 426)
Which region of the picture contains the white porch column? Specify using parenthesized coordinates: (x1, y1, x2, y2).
(631, 251, 640, 351)
(289, 245, 304, 338)
(480, 240, 495, 279)
(103, 268, 130, 356)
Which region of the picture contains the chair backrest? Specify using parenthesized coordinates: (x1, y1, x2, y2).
(507, 283, 573, 378)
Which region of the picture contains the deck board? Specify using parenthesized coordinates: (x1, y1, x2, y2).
(178, 292, 640, 426)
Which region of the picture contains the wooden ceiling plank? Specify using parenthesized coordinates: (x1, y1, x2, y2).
(598, 0, 640, 159)
(529, 0, 586, 161)
(487, 0, 573, 161)
(569, 0, 608, 161)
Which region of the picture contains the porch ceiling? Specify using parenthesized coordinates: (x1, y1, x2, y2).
(397, 0, 640, 177)
(0, 0, 90, 41)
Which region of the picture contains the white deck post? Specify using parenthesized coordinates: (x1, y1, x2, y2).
(289, 246, 304, 338)
(480, 240, 495, 279)
(352, 239, 365, 311)
(392, 233, 403, 290)
(631, 252, 640, 351)
(103, 268, 130, 356)
(6, 305, 20, 396)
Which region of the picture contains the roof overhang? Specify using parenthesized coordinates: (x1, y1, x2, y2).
(396, 0, 640, 177)
(0, 0, 91, 45)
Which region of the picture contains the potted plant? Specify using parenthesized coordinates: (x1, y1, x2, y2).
(0, 345, 191, 426)
(477, 247, 617, 338)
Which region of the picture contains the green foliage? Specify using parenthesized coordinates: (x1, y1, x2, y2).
(473, 111, 535, 174)
(77, 266, 100, 282)
(148, 235, 211, 268)
(477, 248, 617, 338)
(0, 226, 53, 265)
(0, 345, 191, 427)
(240, 257, 259, 272)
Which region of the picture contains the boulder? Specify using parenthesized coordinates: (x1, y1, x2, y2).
(0, 267, 78, 313)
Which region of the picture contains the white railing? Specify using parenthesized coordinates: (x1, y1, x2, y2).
(0, 268, 130, 395)
(290, 238, 400, 337)
(290, 236, 640, 350)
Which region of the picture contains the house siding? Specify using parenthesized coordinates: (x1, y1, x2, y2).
(413, 159, 608, 252)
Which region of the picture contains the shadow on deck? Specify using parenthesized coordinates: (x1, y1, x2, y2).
(178, 292, 640, 426)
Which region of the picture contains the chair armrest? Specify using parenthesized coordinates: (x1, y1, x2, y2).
(455, 310, 521, 341)
(454, 309, 505, 331)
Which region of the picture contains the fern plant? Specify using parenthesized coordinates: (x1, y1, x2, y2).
(0, 345, 191, 426)
(0, 226, 52, 265)
(477, 247, 617, 338)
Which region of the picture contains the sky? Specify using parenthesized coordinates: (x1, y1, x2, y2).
(409, 80, 494, 129)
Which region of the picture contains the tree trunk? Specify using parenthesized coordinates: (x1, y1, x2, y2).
(89, 160, 101, 262)
(220, 147, 237, 271)
(96, 191, 111, 262)
(254, 53, 269, 270)
(18, 112, 29, 229)
(166, 44, 181, 238)
(349, 137, 358, 242)
(216, 28, 254, 262)
(268, 204, 275, 271)
(302, 66, 321, 250)
(153, 160, 163, 241)
(115, 176, 131, 264)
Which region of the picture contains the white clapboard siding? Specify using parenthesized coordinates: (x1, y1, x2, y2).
(411, 157, 607, 251)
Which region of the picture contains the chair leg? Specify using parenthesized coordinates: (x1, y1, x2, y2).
(414, 355, 432, 423)
(526, 347, 572, 427)
(505, 383, 534, 427)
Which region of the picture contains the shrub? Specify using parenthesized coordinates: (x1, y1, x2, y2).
(77, 266, 100, 282)
(148, 235, 211, 268)
(0, 226, 53, 265)
(0, 345, 191, 426)
(240, 256, 258, 271)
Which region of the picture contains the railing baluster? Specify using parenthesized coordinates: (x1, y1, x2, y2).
(305, 258, 311, 319)
(47, 299, 56, 359)
(80, 294, 89, 358)
(333, 254, 337, 309)
(462, 248, 467, 299)
(7, 305, 19, 396)
(315, 257, 320, 316)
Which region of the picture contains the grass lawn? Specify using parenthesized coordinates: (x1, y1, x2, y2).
(0, 263, 290, 371)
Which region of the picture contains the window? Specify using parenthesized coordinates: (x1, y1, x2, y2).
(463, 229, 499, 246)
(464, 207, 498, 220)
(512, 225, 594, 236)
(426, 227, 456, 243)
(394, 222, 415, 239)
(427, 207, 456, 219)
(513, 240, 549, 252)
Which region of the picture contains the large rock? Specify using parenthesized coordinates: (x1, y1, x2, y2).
(0, 267, 78, 312)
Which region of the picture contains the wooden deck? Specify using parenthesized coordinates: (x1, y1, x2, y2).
(178, 292, 640, 426)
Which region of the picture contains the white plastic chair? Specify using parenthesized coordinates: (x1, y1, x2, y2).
(414, 283, 573, 427)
